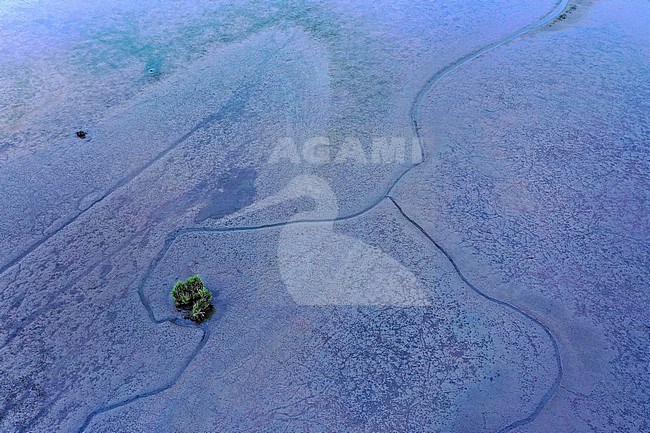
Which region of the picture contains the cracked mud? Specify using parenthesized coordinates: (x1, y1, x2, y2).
(1, 0, 648, 432)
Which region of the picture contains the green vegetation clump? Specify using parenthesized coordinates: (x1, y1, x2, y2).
(171, 275, 213, 323)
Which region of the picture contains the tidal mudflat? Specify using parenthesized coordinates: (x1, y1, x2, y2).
(0, 0, 648, 432)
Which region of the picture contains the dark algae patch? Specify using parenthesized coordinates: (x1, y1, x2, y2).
(552, 4, 578, 24)
(170, 275, 214, 323)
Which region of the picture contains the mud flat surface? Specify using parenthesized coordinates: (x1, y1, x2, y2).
(0, 0, 648, 432)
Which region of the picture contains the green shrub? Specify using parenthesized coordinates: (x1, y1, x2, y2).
(189, 288, 213, 322)
(170, 275, 214, 323)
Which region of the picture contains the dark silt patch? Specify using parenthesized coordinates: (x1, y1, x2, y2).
(194, 167, 257, 223)
(548, 0, 594, 28)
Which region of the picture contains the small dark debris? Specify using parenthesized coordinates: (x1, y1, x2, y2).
(553, 4, 578, 24)
(76, 130, 87, 139)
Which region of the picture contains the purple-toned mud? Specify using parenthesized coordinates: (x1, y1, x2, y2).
(1, 0, 647, 432)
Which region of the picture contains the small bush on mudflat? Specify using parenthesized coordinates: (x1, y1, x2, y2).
(171, 275, 213, 323)
(171, 275, 203, 307)
(189, 288, 213, 322)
